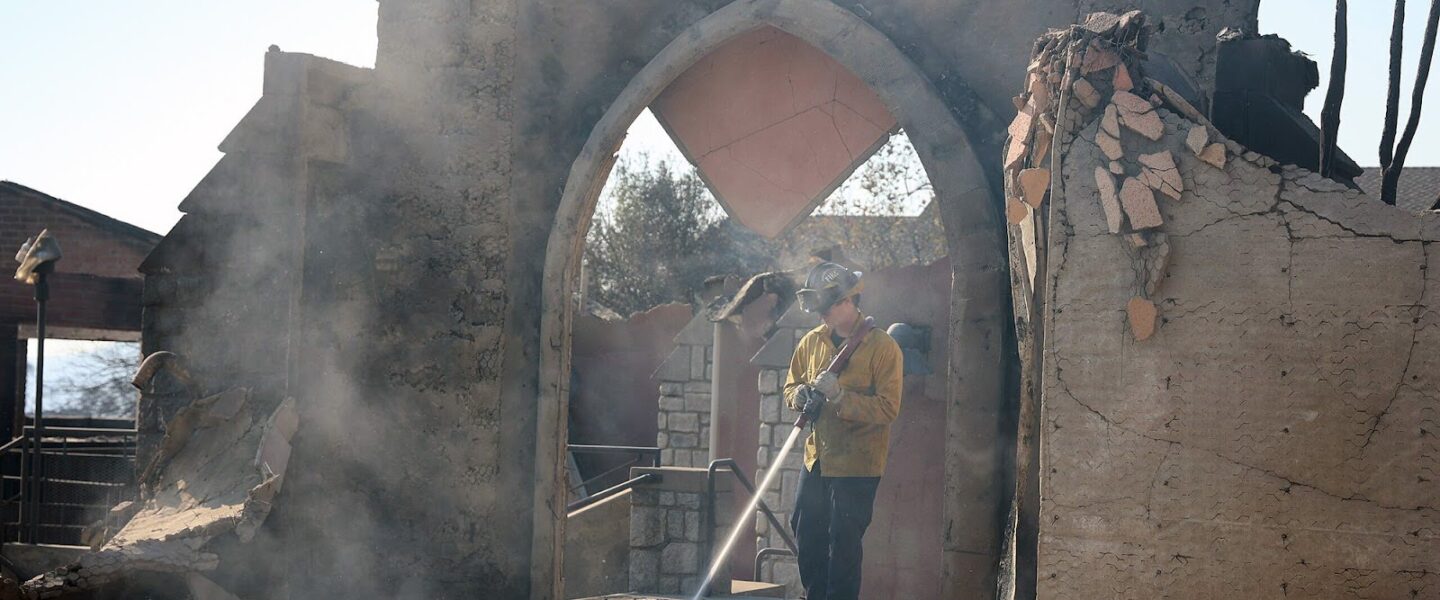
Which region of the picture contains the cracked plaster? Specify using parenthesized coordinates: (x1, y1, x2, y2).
(1039, 62, 1440, 600)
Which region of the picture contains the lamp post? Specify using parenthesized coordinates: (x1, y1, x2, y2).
(14, 230, 61, 544)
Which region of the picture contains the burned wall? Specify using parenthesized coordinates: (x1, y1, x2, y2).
(1042, 131, 1440, 598)
(1002, 24, 1440, 597)
(141, 1, 1260, 598)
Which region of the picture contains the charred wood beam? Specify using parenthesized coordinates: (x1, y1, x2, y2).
(1380, 0, 1407, 171)
(1383, 0, 1440, 206)
(1320, 0, 1348, 178)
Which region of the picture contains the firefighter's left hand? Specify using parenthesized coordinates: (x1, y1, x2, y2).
(813, 372, 842, 401)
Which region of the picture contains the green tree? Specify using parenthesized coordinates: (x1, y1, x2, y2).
(585, 160, 736, 315)
(584, 132, 943, 315)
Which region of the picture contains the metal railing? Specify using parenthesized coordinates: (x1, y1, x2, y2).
(0, 418, 138, 545)
(704, 458, 799, 587)
(566, 444, 660, 512)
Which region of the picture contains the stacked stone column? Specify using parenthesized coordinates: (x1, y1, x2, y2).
(628, 467, 733, 595)
(747, 305, 816, 589)
(653, 311, 714, 467)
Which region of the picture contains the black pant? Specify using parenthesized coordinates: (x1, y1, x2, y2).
(789, 462, 880, 600)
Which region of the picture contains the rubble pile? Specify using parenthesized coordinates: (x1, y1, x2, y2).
(14, 386, 297, 599)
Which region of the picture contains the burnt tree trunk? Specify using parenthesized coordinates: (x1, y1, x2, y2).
(1384, 0, 1440, 206)
(1320, 0, 1348, 178)
(1380, 0, 1406, 172)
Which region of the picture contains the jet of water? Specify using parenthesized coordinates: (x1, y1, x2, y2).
(689, 424, 805, 600)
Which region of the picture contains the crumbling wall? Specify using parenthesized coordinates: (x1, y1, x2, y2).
(1000, 17, 1440, 598)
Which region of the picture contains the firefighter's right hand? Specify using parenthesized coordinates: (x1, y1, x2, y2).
(798, 385, 826, 420)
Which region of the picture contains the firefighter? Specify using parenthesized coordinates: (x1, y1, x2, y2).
(785, 262, 903, 600)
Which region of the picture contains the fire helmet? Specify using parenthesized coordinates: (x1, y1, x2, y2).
(796, 262, 863, 314)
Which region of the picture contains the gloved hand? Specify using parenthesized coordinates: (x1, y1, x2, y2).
(797, 385, 826, 420)
(812, 372, 843, 402)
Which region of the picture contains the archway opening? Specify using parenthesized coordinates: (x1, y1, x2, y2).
(536, 3, 1011, 599)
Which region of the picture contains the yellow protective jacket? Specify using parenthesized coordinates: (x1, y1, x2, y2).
(783, 318, 903, 477)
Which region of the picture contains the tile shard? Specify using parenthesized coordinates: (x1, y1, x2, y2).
(1120, 176, 1162, 229)
(1019, 168, 1051, 208)
(1101, 105, 1121, 137)
(1007, 196, 1030, 224)
(1032, 129, 1053, 166)
(1113, 62, 1134, 91)
(1112, 91, 1163, 140)
(1008, 109, 1035, 145)
(1186, 126, 1209, 155)
(1199, 143, 1227, 169)
(1127, 297, 1158, 341)
(1138, 151, 1184, 200)
(1094, 167, 1124, 233)
(1073, 78, 1101, 108)
(1096, 129, 1124, 161)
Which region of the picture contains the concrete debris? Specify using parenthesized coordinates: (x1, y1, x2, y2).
(20, 392, 299, 599)
(1149, 78, 1206, 122)
(187, 573, 242, 600)
(1081, 11, 1122, 36)
(1120, 177, 1162, 229)
(1018, 168, 1050, 208)
(1126, 297, 1157, 341)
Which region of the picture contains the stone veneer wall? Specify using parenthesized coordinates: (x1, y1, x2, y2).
(654, 312, 715, 467)
(749, 305, 817, 589)
(627, 467, 733, 595)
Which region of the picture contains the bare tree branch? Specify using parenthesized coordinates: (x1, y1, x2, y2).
(1320, 0, 1348, 178)
(1384, 0, 1440, 206)
(1380, 0, 1407, 171)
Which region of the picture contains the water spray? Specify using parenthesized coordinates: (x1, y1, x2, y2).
(689, 317, 874, 599)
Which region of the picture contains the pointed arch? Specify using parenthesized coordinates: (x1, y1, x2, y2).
(532, 1, 1011, 597)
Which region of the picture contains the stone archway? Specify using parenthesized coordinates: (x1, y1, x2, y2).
(533, 1, 1011, 598)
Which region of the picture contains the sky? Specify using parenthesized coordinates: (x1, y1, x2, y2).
(2, 1, 1438, 237)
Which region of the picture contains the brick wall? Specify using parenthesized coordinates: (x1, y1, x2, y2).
(0, 183, 155, 330)
(0, 184, 154, 280)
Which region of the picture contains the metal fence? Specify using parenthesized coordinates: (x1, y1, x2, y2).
(1, 416, 138, 546)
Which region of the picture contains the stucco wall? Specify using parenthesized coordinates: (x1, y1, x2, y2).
(1037, 93, 1440, 600)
